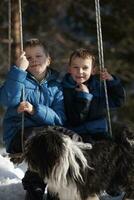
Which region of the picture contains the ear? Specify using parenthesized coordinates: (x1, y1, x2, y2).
(46, 57, 51, 67)
(91, 67, 97, 75)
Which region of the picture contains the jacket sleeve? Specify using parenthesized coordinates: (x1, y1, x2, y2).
(29, 87, 66, 126)
(0, 66, 27, 107)
(106, 76, 125, 108)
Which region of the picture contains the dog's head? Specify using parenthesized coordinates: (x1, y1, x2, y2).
(24, 126, 66, 178)
(24, 126, 92, 185)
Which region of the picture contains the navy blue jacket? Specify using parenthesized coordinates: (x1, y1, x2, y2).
(62, 73, 125, 136)
(0, 66, 66, 151)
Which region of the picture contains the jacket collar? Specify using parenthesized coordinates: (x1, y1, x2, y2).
(27, 68, 59, 84)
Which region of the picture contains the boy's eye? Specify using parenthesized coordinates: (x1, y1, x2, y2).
(36, 55, 42, 58)
(83, 66, 88, 70)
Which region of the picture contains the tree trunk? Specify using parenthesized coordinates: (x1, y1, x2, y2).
(11, 0, 21, 65)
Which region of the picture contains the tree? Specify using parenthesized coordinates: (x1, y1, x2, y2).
(11, 0, 22, 64)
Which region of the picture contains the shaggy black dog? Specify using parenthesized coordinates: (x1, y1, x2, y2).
(24, 125, 134, 200)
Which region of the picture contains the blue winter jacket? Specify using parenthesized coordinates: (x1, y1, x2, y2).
(0, 66, 66, 151)
(62, 73, 125, 137)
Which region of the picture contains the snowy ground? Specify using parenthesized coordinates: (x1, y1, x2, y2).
(0, 148, 27, 200)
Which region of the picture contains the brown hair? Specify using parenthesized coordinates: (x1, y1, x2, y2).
(69, 48, 96, 68)
(24, 38, 49, 58)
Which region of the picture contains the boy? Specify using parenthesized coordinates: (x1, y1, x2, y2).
(62, 48, 125, 142)
(62, 48, 125, 200)
(0, 38, 66, 200)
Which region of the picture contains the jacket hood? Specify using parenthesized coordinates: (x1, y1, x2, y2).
(46, 68, 60, 82)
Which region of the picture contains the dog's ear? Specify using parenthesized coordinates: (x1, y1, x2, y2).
(24, 129, 66, 178)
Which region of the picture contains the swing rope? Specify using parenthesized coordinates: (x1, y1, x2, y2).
(8, 0, 11, 70)
(95, 0, 113, 137)
(18, 0, 25, 153)
(18, 0, 23, 52)
(9, 0, 25, 162)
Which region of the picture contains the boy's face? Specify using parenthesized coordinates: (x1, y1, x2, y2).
(25, 45, 50, 76)
(68, 56, 94, 84)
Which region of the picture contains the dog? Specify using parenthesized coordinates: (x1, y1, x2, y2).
(24, 125, 134, 200)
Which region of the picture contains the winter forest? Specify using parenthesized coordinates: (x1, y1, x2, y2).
(0, 0, 134, 199)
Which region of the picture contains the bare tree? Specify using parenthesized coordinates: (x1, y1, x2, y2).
(11, 0, 22, 64)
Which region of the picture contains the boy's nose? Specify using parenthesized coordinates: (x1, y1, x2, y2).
(78, 68, 83, 73)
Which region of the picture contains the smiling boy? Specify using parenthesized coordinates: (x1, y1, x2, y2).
(0, 38, 66, 200)
(62, 48, 125, 142)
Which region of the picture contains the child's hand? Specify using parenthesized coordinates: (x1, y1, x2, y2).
(16, 52, 29, 71)
(100, 68, 113, 81)
(76, 84, 89, 93)
(17, 101, 34, 115)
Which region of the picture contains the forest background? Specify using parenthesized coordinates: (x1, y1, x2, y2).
(0, 0, 134, 144)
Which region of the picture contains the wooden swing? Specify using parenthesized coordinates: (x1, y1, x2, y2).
(8, 0, 113, 165)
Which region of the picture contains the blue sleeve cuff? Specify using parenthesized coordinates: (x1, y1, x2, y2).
(76, 91, 93, 100)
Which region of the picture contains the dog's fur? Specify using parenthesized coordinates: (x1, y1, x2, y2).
(24, 125, 134, 200)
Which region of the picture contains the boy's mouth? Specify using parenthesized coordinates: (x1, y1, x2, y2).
(30, 64, 40, 68)
(76, 76, 85, 79)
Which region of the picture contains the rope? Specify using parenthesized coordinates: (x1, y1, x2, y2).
(21, 85, 25, 153)
(18, 0, 25, 153)
(95, 0, 112, 137)
(18, 0, 23, 52)
(8, 0, 25, 156)
(8, 0, 11, 70)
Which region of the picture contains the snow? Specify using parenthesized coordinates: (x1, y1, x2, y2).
(0, 148, 27, 200)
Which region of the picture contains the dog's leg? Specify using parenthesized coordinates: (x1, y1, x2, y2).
(86, 194, 99, 200)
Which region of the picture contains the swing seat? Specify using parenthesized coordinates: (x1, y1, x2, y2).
(9, 152, 24, 164)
